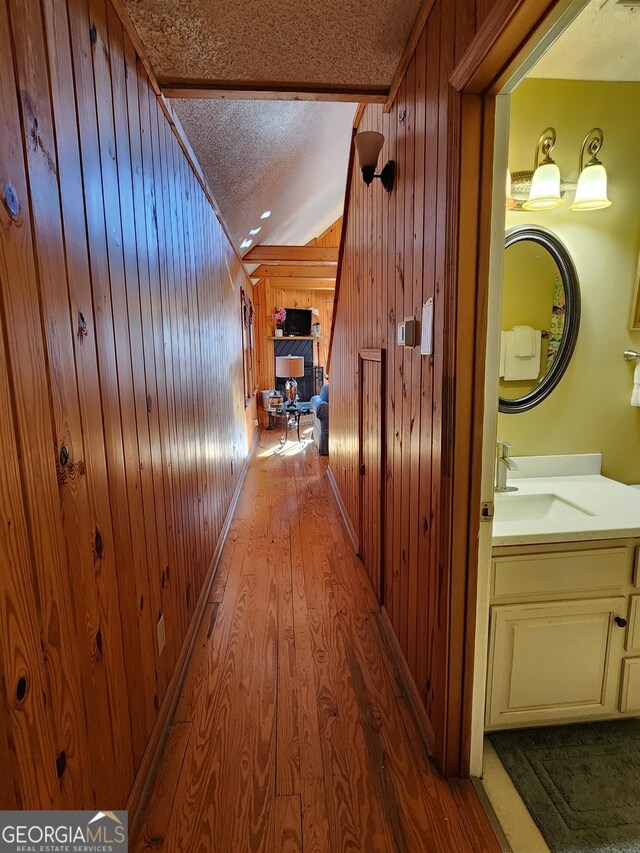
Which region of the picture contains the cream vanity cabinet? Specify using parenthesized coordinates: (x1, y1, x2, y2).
(486, 539, 640, 730)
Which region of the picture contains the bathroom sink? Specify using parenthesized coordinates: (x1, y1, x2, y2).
(494, 492, 596, 522)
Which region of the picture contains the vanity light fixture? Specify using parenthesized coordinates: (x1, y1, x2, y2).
(569, 128, 612, 211)
(505, 169, 516, 210)
(522, 127, 562, 211)
(354, 131, 395, 193)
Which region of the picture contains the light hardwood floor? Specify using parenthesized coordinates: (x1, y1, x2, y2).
(134, 428, 500, 851)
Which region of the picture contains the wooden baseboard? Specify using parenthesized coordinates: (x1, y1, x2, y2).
(377, 605, 435, 758)
(127, 430, 258, 840)
(326, 464, 359, 553)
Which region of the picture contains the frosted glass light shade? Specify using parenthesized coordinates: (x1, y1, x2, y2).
(569, 163, 612, 211)
(275, 355, 305, 378)
(522, 162, 562, 210)
(505, 169, 516, 210)
(354, 131, 384, 169)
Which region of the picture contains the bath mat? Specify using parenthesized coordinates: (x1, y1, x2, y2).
(489, 720, 640, 852)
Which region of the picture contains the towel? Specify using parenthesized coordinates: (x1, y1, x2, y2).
(513, 325, 536, 358)
(503, 329, 541, 381)
(632, 362, 640, 407)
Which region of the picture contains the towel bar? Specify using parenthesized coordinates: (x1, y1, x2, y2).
(624, 350, 640, 362)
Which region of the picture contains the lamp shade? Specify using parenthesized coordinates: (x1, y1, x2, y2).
(522, 162, 562, 210)
(569, 163, 611, 211)
(275, 355, 305, 378)
(354, 131, 384, 170)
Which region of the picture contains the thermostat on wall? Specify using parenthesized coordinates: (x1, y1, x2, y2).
(397, 316, 416, 348)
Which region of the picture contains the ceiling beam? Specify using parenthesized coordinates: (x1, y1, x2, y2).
(243, 246, 338, 264)
(262, 279, 335, 291)
(249, 265, 336, 280)
(160, 78, 388, 103)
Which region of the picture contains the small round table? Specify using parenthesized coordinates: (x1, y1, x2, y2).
(272, 403, 312, 445)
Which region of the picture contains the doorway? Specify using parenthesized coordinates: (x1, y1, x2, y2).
(460, 0, 640, 848)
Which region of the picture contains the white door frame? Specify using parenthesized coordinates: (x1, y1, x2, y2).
(468, 0, 593, 778)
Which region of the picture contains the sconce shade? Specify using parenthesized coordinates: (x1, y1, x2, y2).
(355, 131, 384, 169)
(569, 163, 611, 211)
(275, 355, 305, 378)
(522, 162, 562, 210)
(505, 169, 516, 210)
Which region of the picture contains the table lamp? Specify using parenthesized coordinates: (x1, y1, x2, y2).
(275, 355, 305, 406)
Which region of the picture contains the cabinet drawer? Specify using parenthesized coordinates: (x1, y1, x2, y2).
(620, 658, 640, 713)
(492, 547, 629, 602)
(627, 596, 640, 653)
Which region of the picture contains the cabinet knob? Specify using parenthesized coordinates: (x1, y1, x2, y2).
(614, 616, 628, 628)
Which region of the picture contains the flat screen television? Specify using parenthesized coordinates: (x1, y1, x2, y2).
(284, 308, 312, 337)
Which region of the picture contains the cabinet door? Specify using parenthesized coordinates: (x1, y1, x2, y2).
(486, 597, 626, 729)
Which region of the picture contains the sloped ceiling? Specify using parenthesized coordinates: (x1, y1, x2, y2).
(121, 0, 425, 253)
(123, 0, 422, 87)
(172, 99, 356, 249)
(530, 0, 640, 81)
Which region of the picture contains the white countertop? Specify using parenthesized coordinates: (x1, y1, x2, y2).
(492, 474, 640, 547)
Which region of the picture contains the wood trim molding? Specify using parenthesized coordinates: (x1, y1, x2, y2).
(109, 0, 160, 95)
(108, 0, 254, 291)
(385, 0, 437, 112)
(249, 267, 336, 281)
(244, 246, 338, 264)
(158, 78, 388, 103)
(326, 126, 357, 375)
(326, 465, 359, 554)
(353, 104, 366, 129)
(449, 0, 566, 94)
(255, 279, 335, 290)
(359, 348, 383, 362)
(128, 430, 259, 841)
(377, 607, 435, 754)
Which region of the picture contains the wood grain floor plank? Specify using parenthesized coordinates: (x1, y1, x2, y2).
(134, 721, 192, 852)
(135, 432, 499, 852)
(271, 794, 302, 853)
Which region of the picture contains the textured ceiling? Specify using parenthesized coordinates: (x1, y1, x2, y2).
(124, 0, 422, 86)
(172, 99, 355, 250)
(530, 0, 640, 81)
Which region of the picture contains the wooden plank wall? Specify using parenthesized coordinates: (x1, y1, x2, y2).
(0, 0, 251, 809)
(329, 0, 493, 759)
(253, 220, 340, 396)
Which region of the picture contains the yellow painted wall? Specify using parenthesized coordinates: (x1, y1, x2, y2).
(499, 239, 559, 399)
(497, 79, 640, 484)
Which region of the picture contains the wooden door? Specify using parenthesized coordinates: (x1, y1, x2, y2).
(359, 349, 385, 603)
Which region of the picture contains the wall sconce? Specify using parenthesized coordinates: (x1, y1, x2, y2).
(569, 128, 611, 212)
(354, 131, 395, 193)
(522, 127, 562, 211)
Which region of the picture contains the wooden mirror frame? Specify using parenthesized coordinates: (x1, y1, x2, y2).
(499, 224, 581, 414)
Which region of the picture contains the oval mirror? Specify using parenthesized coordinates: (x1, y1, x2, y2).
(499, 225, 580, 414)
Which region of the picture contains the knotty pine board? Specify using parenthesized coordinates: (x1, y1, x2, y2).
(0, 0, 251, 808)
(329, 0, 503, 769)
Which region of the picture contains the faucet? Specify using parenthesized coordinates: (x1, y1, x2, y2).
(495, 441, 518, 492)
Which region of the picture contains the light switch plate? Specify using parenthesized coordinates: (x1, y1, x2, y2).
(421, 298, 433, 355)
(157, 613, 166, 655)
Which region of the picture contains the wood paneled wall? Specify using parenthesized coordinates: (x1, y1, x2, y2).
(0, 0, 251, 809)
(253, 219, 340, 396)
(329, 0, 497, 768)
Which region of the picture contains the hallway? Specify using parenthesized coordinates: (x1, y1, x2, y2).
(134, 432, 499, 852)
